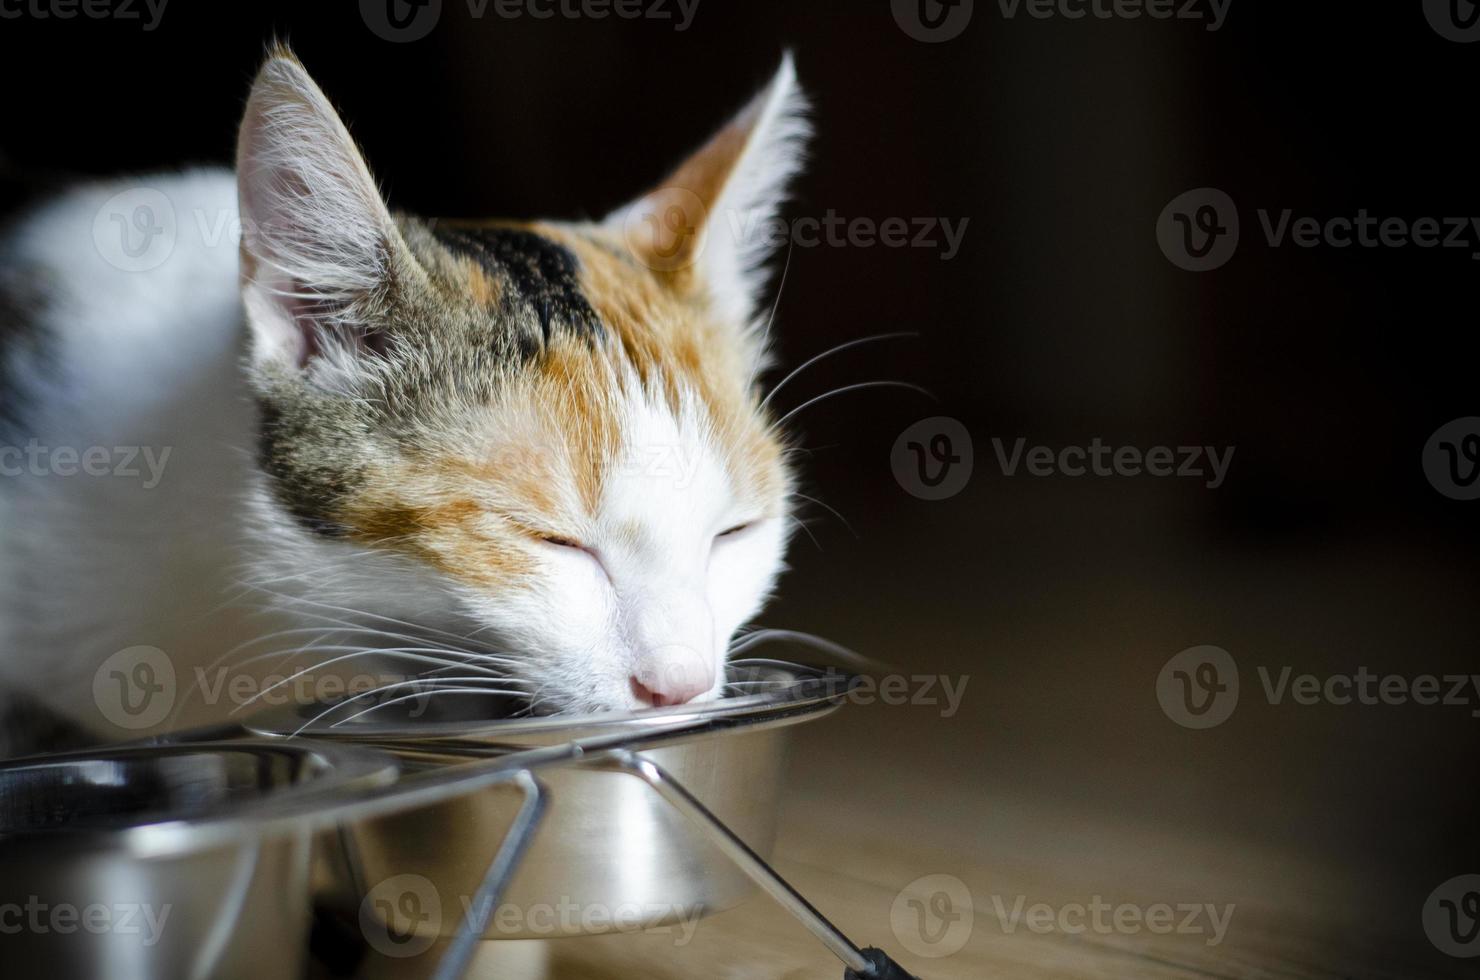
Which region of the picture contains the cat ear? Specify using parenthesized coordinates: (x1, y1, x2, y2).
(608, 54, 809, 326)
(236, 50, 417, 371)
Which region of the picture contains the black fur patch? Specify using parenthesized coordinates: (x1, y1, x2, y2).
(432, 226, 603, 354)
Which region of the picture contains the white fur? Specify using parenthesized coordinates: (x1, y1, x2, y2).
(451, 382, 788, 713)
(0, 170, 261, 731)
(701, 54, 811, 328)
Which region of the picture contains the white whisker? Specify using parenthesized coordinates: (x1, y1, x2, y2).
(772, 380, 934, 431)
(759, 331, 917, 412)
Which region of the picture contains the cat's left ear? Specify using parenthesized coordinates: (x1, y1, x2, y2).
(608, 55, 809, 326)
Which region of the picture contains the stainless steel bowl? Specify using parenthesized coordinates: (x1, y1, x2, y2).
(248, 666, 853, 941)
(0, 740, 399, 979)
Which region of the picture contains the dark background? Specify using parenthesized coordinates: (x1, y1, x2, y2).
(2, 2, 1476, 974)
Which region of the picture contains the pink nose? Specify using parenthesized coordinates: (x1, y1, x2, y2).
(630, 659, 713, 708)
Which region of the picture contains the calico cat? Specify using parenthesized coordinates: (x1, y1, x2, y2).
(0, 46, 809, 753)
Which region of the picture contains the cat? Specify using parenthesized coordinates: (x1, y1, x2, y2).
(0, 45, 810, 754)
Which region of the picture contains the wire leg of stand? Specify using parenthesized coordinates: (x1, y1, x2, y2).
(607, 751, 873, 976)
(431, 771, 548, 980)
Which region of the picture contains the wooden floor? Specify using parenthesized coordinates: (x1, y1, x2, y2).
(356, 713, 1469, 980)
(349, 484, 1477, 979)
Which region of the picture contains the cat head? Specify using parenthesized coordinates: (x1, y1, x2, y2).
(234, 48, 807, 714)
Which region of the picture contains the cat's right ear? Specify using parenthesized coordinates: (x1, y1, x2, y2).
(236, 50, 420, 372)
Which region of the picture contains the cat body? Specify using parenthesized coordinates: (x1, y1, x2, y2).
(0, 49, 808, 752)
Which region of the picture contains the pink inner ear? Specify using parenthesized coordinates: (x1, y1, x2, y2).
(279, 284, 394, 368)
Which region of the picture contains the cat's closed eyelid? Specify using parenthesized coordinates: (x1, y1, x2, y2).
(534, 531, 588, 551)
(531, 531, 613, 584)
(715, 517, 766, 540)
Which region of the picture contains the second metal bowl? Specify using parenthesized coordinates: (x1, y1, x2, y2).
(0, 740, 399, 979)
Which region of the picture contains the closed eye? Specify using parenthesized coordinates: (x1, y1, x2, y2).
(534, 532, 587, 550)
(529, 529, 611, 582)
(716, 520, 758, 540)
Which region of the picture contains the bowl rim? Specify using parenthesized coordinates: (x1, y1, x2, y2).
(0, 739, 400, 855)
(244, 664, 860, 742)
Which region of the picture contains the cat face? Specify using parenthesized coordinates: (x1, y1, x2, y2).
(234, 50, 808, 713)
